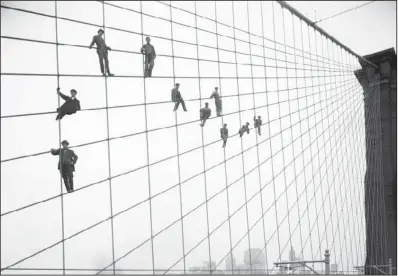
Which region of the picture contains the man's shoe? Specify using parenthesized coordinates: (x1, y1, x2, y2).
(108, 73, 114, 76)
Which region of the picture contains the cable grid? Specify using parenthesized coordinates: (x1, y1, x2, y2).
(1, 1, 378, 275)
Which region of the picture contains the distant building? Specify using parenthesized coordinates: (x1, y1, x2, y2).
(226, 253, 236, 273)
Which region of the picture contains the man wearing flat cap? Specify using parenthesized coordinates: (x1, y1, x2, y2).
(140, 36, 156, 77)
(56, 87, 81, 120)
(51, 140, 78, 193)
(89, 29, 114, 76)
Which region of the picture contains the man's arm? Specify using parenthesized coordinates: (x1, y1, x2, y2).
(51, 148, 60, 155)
(89, 36, 96, 49)
(210, 92, 214, 99)
(140, 45, 145, 54)
(57, 88, 70, 101)
(153, 46, 156, 59)
(77, 100, 81, 111)
(71, 151, 78, 164)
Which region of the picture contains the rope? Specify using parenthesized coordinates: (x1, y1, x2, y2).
(54, 2, 65, 275)
(101, 2, 116, 273)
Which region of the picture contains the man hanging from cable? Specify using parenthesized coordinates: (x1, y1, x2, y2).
(253, 115, 262, 136)
(200, 102, 211, 127)
(56, 87, 81, 120)
(220, 123, 228, 147)
(51, 140, 78, 193)
(239, 122, 250, 137)
(141, 36, 156, 78)
(89, 29, 114, 77)
(171, 83, 187, 112)
(210, 86, 222, 117)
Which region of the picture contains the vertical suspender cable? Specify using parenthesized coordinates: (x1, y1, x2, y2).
(305, 24, 322, 267)
(193, 1, 212, 272)
(101, 2, 116, 274)
(259, 2, 272, 271)
(213, 2, 234, 274)
(139, 2, 156, 275)
(278, 6, 294, 260)
(245, 1, 268, 270)
(298, 16, 315, 264)
(289, 10, 305, 260)
(231, 2, 252, 273)
(270, 1, 283, 263)
(168, 4, 186, 274)
(54, 2, 66, 274)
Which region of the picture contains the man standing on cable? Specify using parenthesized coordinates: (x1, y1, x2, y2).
(89, 29, 114, 76)
(220, 123, 228, 147)
(141, 36, 156, 77)
(210, 87, 222, 117)
(200, 102, 212, 127)
(171, 83, 187, 112)
(253, 115, 262, 135)
(56, 87, 81, 120)
(51, 140, 78, 193)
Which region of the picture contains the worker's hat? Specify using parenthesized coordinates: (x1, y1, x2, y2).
(98, 29, 104, 34)
(70, 89, 77, 94)
(61, 140, 69, 145)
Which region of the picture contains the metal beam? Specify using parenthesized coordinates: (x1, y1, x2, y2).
(274, 260, 326, 265)
(276, 1, 379, 69)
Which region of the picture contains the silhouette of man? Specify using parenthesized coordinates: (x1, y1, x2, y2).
(220, 123, 228, 147)
(171, 83, 187, 112)
(210, 87, 222, 117)
(141, 36, 156, 77)
(200, 102, 211, 127)
(56, 88, 81, 120)
(51, 140, 78, 193)
(89, 29, 114, 76)
(253, 115, 262, 135)
(239, 122, 250, 137)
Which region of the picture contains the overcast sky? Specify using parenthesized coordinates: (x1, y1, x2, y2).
(1, 0, 392, 274)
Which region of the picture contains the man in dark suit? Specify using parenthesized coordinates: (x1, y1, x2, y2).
(200, 102, 211, 127)
(56, 87, 81, 120)
(171, 83, 187, 112)
(51, 140, 78, 193)
(253, 115, 262, 135)
(220, 123, 228, 147)
(141, 36, 156, 77)
(239, 122, 250, 137)
(89, 29, 114, 76)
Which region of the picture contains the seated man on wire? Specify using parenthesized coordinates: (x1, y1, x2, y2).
(56, 87, 81, 120)
(140, 36, 156, 77)
(171, 83, 187, 112)
(220, 123, 228, 147)
(253, 115, 262, 136)
(239, 122, 250, 137)
(51, 140, 78, 193)
(89, 29, 114, 76)
(200, 102, 211, 127)
(210, 87, 222, 117)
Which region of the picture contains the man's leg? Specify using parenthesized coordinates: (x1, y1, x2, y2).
(181, 99, 187, 111)
(173, 101, 180, 111)
(97, 51, 105, 75)
(67, 166, 74, 192)
(258, 127, 261, 135)
(61, 165, 71, 192)
(144, 57, 149, 77)
(104, 51, 113, 75)
(148, 57, 154, 77)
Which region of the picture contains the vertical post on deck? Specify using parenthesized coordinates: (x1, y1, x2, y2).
(389, 258, 393, 275)
(324, 250, 330, 275)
